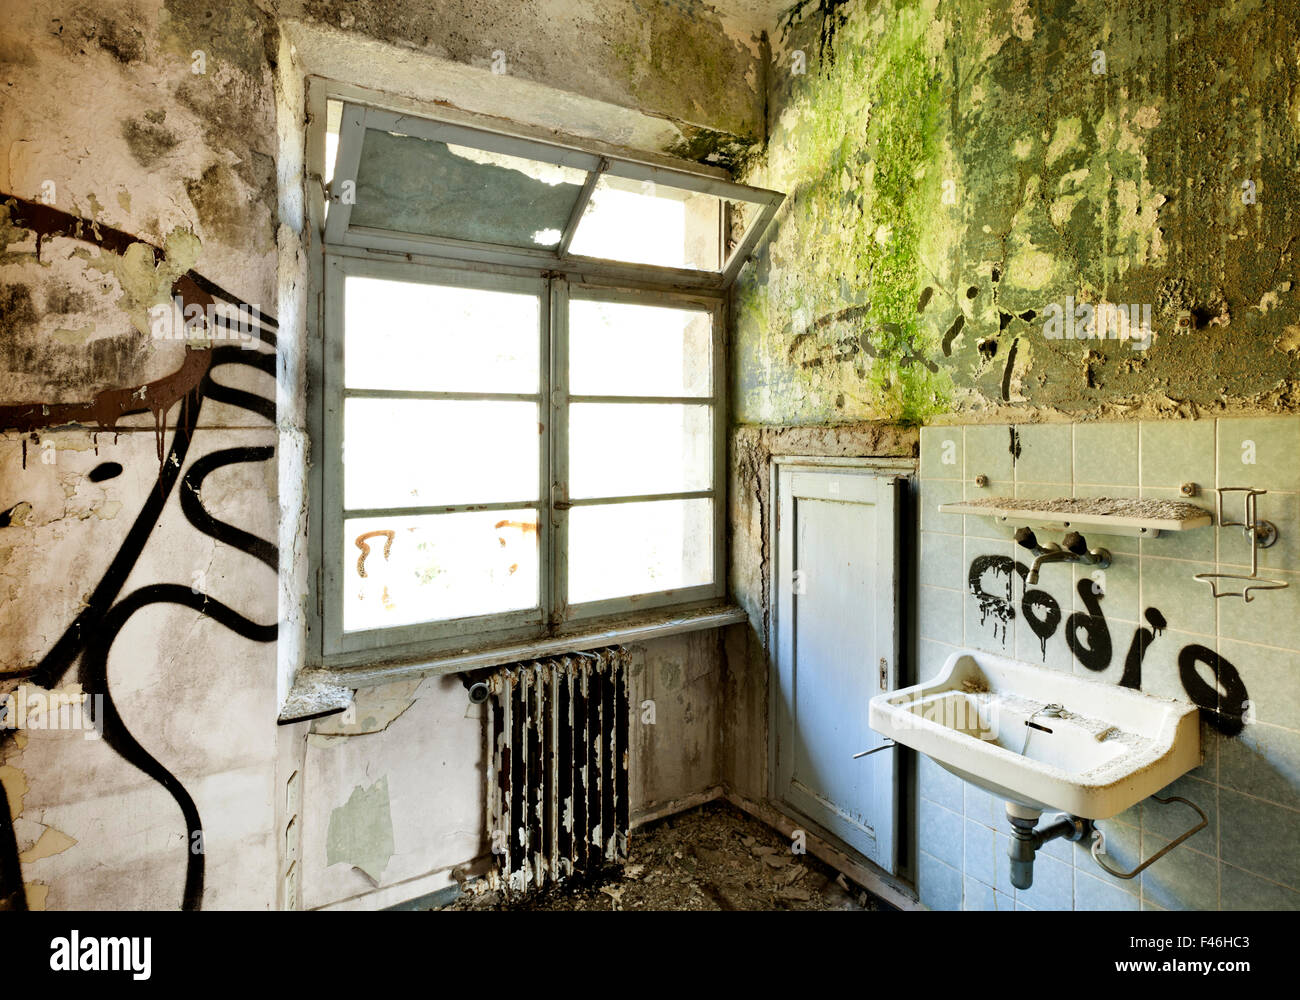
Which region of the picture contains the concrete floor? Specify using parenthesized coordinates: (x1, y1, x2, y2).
(447, 801, 888, 911)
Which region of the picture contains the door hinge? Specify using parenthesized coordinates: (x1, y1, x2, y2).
(878, 657, 888, 691)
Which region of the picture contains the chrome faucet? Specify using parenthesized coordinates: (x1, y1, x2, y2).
(1015, 527, 1111, 585)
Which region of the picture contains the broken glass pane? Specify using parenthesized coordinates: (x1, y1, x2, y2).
(351, 128, 587, 248)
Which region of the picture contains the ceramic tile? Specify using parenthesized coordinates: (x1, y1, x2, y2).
(964, 424, 1016, 484)
(995, 832, 1012, 890)
(920, 529, 964, 590)
(1217, 571, 1300, 655)
(963, 783, 998, 827)
(920, 479, 965, 535)
(918, 851, 962, 911)
(1074, 422, 1138, 487)
(964, 818, 997, 885)
(1134, 627, 1207, 705)
(965, 878, 1013, 911)
(919, 584, 964, 645)
(1217, 490, 1300, 572)
(1216, 417, 1300, 493)
(921, 425, 964, 480)
(1215, 639, 1300, 732)
(1015, 606, 1073, 672)
(1220, 863, 1300, 911)
(1218, 722, 1300, 812)
(1139, 487, 1216, 562)
(918, 754, 964, 812)
(1139, 839, 1218, 911)
(1074, 869, 1140, 910)
(1074, 555, 1139, 624)
(1142, 775, 1217, 856)
(1218, 788, 1300, 890)
(964, 538, 1016, 655)
(1074, 819, 1141, 894)
(919, 798, 964, 869)
(1013, 424, 1072, 484)
(917, 638, 960, 683)
(1140, 420, 1215, 492)
(964, 479, 1017, 540)
(1140, 556, 1217, 638)
(1014, 480, 1072, 502)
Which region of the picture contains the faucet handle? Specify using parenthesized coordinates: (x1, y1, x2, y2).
(1063, 531, 1088, 555)
(1015, 526, 1039, 550)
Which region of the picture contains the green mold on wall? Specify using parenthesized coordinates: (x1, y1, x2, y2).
(736, 0, 955, 425)
(734, 0, 1300, 425)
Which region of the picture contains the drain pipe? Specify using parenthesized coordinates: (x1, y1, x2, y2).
(1006, 804, 1093, 890)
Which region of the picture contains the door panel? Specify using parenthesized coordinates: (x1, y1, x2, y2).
(773, 465, 899, 871)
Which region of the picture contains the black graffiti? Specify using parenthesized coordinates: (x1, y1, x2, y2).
(1178, 645, 1251, 737)
(965, 552, 1250, 737)
(941, 313, 964, 357)
(1000, 338, 1021, 402)
(967, 554, 1024, 645)
(0, 196, 278, 911)
(1065, 577, 1112, 672)
(788, 307, 940, 375)
(1118, 608, 1167, 690)
(1020, 588, 1061, 657)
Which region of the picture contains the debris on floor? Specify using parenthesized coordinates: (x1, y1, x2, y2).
(446, 801, 888, 911)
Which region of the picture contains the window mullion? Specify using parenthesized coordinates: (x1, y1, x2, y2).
(548, 275, 570, 627)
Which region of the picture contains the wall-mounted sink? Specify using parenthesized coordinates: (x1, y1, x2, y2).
(869, 649, 1201, 821)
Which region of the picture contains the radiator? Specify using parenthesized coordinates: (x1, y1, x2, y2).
(486, 647, 630, 894)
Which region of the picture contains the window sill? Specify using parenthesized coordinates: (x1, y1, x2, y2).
(282, 603, 749, 718)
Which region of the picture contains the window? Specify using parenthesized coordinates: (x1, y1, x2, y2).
(313, 96, 781, 662)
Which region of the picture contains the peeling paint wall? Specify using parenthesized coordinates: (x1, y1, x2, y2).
(1, 0, 756, 910)
(735, 0, 1300, 424)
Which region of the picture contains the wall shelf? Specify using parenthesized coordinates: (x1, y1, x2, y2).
(937, 496, 1212, 538)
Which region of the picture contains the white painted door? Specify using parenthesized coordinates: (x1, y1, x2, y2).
(772, 464, 900, 871)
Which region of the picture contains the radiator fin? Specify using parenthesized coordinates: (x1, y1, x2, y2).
(486, 647, 630, 895)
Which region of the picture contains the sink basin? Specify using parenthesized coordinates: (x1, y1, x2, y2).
(869, 649, 1201, 820)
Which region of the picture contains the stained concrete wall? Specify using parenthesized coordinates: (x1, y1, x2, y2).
(1, 0, 759, 910)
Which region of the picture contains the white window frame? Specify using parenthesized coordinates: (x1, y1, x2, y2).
(306, 80, 781, 668)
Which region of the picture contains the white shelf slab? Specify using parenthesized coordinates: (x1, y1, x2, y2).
(938, 496, 1212, 538)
